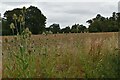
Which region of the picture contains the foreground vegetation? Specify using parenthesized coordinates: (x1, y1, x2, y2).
(0, 37, 2, 78)
(2, 32, 120, 78)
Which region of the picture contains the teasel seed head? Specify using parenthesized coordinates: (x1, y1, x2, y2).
(13, 14, 17, 20)
(10, 23, 15, 29)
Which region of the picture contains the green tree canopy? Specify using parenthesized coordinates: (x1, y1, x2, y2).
(49, 23, 60, 34)
(87, 12, 119, 32)
(71, 24, 87, 33)
(60, 26, 71, 33)
(2, 6, 47, 35)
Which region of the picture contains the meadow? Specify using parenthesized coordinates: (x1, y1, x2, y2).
(2, 32, 120, 78)
(0, 37, 2, 78)
(2, 33, 120, 78)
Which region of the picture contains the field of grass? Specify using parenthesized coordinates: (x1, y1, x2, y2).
(0, 36, 2, 78)
(2, 32, 120, 78)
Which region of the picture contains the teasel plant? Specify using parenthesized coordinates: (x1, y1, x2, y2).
(9, 6, 32, 77)
(10, 23, 15, 35)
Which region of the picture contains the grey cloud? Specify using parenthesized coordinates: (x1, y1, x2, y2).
(118, 1, 120, 12)
(0, 2, 118, 28)
(36, 2, 118, 27)
(2, 2, 32, 6)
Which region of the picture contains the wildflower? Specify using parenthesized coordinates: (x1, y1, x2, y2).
(13, 14, 17, 20)
(10, 23, 15, 29)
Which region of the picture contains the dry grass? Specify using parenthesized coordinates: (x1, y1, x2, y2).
(2, 32, 119, 78)
(0, 36, 2, 78)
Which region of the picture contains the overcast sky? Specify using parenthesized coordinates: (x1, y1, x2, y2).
(0, 0, 119, 28)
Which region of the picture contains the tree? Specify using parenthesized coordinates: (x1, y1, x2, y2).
(49, 23, 60, 34)
(2, 18, 12, 35)
(87, 13, 119, 32)
(3, 6, 47, 35)
(71, 24, 78, 33)
(60, 26, 70, 33)
(78, 24, 87, 33)
(71, 24, 86, 33)
(26, 6, 46, 34)
(86, 20, 93, 24)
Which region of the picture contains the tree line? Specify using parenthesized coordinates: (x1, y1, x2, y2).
(1, 6, 120, 35)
